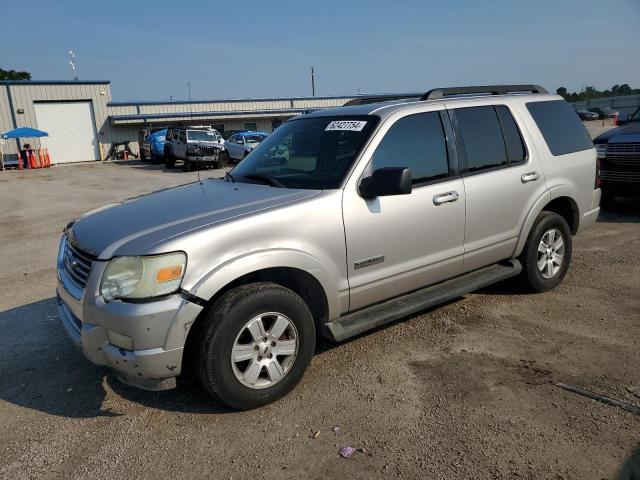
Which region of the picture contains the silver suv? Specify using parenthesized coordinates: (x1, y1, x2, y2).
(164, 126, 226, 171)
(57, 85, 600, 409)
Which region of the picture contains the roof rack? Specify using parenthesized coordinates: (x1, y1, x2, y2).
(421, 85, 547, 101)
(343, 93, 421, 106)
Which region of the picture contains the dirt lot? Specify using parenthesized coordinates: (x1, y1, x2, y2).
(0, 158, 638, 480)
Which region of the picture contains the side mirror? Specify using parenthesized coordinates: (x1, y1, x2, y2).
(359, 167, 412, 199)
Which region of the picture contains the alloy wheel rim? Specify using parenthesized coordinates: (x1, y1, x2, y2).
(231, 312, 298, 389)
(537, 228, 565, 279)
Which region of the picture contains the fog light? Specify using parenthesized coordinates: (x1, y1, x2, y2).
(106, 331, 134, 351)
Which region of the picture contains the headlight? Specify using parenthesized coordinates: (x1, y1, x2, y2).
(100, 252, 186, 302)
(595, 144, 607, 159)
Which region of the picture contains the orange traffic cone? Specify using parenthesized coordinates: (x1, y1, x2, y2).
(123, 150, 129, 160)
(44, 148, 52, 167)
(38, 148, 45, 167)
(613, 113, 618, 126)
(16, 148, 23, 170)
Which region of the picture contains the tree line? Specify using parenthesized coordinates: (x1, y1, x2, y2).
(556, 84, 640, 102)
(0, 68, 31, 81)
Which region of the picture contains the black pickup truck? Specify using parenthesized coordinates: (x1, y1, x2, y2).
(594, 106, 640, 206)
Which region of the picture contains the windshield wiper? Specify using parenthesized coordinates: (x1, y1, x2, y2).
(224, 171, 235, 183)
(242, 174, 285, 188)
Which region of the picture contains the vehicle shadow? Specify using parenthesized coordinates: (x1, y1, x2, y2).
(616, 444, 640, 480)
(0, 297, 234, 418)
(598, 196, 640, 224)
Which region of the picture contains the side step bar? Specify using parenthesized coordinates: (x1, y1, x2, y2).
(323, 260, 522, 342)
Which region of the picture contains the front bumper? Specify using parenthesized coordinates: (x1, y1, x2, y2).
(185, 154, 222, 165)
(56, 255, 203, 390)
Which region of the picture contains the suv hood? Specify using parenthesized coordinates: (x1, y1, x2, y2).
(69, 180, 320, 259)
(594, 121, 640, 143)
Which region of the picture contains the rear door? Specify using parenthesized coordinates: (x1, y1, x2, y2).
(450, 103, 547, 272)
(343, 108, 466, 311)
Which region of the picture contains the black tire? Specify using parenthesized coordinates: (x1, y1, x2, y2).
(600, 189, 616, 209)
(140, 149, 147, 162)
(164, 149, 176, 169)
(519, 211, 572, 292)
(218, 151, 229, 168)
(196, 282, 316, 410)
(182, 160, 192, 172)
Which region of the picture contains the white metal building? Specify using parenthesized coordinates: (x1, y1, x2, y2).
(0, 80, 357, 165)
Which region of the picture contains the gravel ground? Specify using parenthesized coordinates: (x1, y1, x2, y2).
(0, 158, 638, 480)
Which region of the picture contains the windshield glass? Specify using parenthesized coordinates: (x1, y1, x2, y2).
(230, 116, 379, 190)
(187, 130, 220, 141)
(244, 134, 266, 144)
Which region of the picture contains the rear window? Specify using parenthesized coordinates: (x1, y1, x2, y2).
(454, 106, 508, 172)
(526, 100, 593, 156)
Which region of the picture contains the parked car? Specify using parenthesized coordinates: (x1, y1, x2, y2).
(588, 107, 618, 119)
(56, 85, 600, 410)
(593, 105, 640, 206)
(164, 126, 226, 171)
(224, 131, 268, 161)
(140, 128, 167, 163)
(221, 129, 250, 140)
(138, 127, 165, 161)
(576, 109, 599, 120)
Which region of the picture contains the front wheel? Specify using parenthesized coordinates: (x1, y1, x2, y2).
(217, 151, 229, 168)
(164, 150, 176, 169)
(519, 211, 572, 292)
(196, 283, 315, 410)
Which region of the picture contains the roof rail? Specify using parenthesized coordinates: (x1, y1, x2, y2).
(421, 85, 547, 101)
(343, 93, 421, 106)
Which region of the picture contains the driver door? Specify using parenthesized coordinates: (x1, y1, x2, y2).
(343, 109, 466, 311)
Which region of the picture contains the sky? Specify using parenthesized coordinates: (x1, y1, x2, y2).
(1, 0, 639, 102)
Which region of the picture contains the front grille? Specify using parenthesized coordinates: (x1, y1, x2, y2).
(190, 146, 220, 157)
(599, 170, 640, 183)
(606, 143, 640, 166)
(63, 241, 95, 289)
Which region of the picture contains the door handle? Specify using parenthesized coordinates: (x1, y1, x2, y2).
(433, 191, 459, 205)
(521, 171, 539, 183)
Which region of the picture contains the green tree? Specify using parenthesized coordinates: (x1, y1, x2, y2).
(556, 87, 568, 99)
(0, 68, 31, 80)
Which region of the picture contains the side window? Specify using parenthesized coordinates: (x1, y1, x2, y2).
(371, 112, 449, 185)
(179, 131, 186, 142)
(166, 129, 173, 140)
(454, 106, 507, 173)
(526, 100, 593, 156)
(495, 106, 526, 164)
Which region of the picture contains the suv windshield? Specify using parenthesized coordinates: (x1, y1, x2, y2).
(187, 130, 220, 141)
(230, 116, 379, 190)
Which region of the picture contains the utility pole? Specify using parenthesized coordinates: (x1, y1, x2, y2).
(188, 82, 193, 121)
(310, 67, 315, 97)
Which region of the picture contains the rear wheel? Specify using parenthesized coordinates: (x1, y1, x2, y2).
(196, 282, 315, 410)
(182, 160, 193, 172)
(519, 211, 572, 292)
(164, 149, 176, 169)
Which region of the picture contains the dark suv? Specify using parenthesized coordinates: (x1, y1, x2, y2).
(594, 106, 640, 205)
(164, 126, 226, 171)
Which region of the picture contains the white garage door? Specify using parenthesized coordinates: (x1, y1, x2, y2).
(34, 101, 99, 164)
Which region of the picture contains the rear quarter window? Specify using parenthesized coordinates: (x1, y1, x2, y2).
(526, 100, 593, 156)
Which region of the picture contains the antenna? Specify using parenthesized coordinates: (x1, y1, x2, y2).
(68, 50, 78, 81)
(310, 67, 315, 97)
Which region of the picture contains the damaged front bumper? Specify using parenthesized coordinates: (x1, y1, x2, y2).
(56, 253, 203, 391)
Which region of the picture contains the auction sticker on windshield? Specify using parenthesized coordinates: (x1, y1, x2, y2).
(325, 120, 368, 132)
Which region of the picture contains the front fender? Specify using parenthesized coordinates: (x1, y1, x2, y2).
(190, 248, 343, 322)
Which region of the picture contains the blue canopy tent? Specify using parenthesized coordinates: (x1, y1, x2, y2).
(0, 127, 49, 170)
(1, 127, 49, 139)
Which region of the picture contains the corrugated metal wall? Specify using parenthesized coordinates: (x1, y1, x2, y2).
(1, 82, 356, 164)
